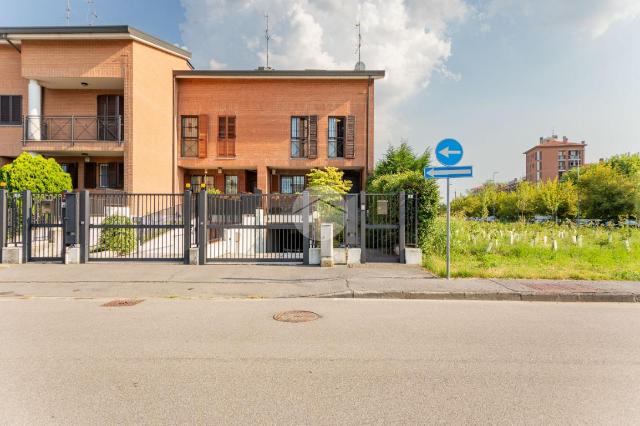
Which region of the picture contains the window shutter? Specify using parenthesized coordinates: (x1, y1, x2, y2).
(198, 114, 208, 158)
(227, 116, 236, 139)
(308, 115, 318, 159)
(227, 116, 236, 157)
(345, 115, 356, 159)
(11, 96, 22, 124)
(218, 116, 226, 139)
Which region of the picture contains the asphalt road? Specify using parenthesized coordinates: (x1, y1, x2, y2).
(1, 298, 640, 425)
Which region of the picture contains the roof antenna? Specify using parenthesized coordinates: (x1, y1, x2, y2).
(264, 13, 272, 70)
(354, 22, 365, 71)
(87, 0, 98, 26)
(65, 0, 71, 25)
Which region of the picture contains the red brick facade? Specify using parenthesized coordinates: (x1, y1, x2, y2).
(0, 27, 382, 194)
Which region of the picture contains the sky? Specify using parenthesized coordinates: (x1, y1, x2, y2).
(2, 0, 639, 196)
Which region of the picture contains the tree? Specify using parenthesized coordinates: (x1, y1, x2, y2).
(515, 180, 535, 221)
(306, 167, 352, 194)
(0, 152, 72, 193)
(578, 163, 637, 220)
(606, 153, 640, 178)
(538, 179, 563, 221)
(372, 141, 431, 178)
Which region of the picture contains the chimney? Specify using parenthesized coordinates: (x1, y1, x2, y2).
(563, 136, 568, 142)
(581, 140, 586, 145)
(539, 137, 543, 144)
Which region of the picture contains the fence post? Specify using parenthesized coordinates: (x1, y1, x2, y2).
(0, 189, 6, 263)
(399, 191, 406, 264)
(360, 191, 367, 264)
(79, 190, 90, 263)
(183, 190, 191, 265)
(197, 189, 207, 265)
(302, 190, 310, 265)
(21, 190, 32, 263)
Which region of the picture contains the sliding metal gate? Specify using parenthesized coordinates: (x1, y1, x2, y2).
(88, 193, 191, 262)
(203, 193, 304, 262)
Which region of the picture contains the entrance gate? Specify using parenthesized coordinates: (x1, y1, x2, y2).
(202, 193, 304, 263)
(26, 193, 65, 263)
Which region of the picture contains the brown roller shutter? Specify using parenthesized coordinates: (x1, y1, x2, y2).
(198, 114, 208, 158)
(345, 115, 356, 159)
(308, 115, 318, 159)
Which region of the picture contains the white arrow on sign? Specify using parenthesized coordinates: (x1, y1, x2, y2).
(438, 146, 462, 158)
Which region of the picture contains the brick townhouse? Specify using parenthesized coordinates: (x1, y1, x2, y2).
(0, 26, 383, 194)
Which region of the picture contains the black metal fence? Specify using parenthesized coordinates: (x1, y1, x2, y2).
(88, 193, 191, 262)
(0, 189, 418, 264)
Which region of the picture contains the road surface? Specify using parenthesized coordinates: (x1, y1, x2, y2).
(1, 298, 639, 424)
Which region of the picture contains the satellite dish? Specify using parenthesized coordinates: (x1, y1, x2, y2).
(354, 61, 366, 71)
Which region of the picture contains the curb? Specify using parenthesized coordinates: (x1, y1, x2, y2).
(318, 291, 640, 303)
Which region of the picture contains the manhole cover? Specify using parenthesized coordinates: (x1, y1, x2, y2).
(101, 299, 144, 307)
(273, 310, 321, 323)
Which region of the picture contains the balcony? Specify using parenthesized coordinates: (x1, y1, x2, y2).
(23, 115, 124, 147)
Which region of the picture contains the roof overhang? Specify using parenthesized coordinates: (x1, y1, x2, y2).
(174, 70, 385, 80)
(0, 26, 191, 60)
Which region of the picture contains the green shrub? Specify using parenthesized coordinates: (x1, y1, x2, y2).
(98, 215, 136, 255)
(0, 152, 72, 193)
(368, 171, 439, 251)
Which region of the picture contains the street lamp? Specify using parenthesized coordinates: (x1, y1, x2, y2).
(492, 172, 499, 217)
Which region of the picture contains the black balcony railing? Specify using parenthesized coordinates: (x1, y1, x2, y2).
(23, 115, 124, 144)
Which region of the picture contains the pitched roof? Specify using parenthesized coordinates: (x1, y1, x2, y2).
(0, 25, 191, 59)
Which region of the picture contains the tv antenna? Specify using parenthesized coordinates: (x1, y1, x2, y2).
(354, 22, 366, 71)
(87, 0, 98, 26)
(264, 13, 272, 70)
(65, 0, 71, 25)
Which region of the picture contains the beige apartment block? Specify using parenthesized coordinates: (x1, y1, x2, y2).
(0, 26, 191, 193)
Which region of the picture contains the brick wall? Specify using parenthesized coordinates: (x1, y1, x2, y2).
(0, 45, 28, 159)
(176, 78, 374, 191)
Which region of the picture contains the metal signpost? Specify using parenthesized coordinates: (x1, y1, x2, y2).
(424, 138, 473, 279)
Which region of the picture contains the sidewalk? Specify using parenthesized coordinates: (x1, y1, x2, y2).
(0, 263, 639, 302)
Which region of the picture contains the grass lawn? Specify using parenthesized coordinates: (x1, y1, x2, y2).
(422, 218, 640, 281)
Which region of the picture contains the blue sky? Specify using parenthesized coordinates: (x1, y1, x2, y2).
(2, 0, 639, 195)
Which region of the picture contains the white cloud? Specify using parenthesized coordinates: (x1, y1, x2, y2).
(482, 0, 640, 38)
(180, 0, 468, 147)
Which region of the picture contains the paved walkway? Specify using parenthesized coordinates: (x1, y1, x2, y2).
(1, 263, 639, 302)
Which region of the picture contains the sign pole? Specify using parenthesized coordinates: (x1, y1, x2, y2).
(446, 177, 451, 280)
(424, 138, 472, 280)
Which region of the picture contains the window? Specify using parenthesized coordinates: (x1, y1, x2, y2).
(181, 116, 199, 157)
(280, 175, 305, 194)
(97, 95, 124, 141)
(95, 162, 124, 189)
(0, 95, 22, 125)
(218, 116, 236, 157)
(328, 116, 345, 158)
(291, 117, 309, 158)
(190, 175, 215, 191)
(99, 164, 109, 188)
(558, 161, 566, 171)
(225, 175, 238, 194)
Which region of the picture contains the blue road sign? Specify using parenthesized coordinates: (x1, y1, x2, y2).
(435, 139, 464, 166)
(424, 166, 473, 179)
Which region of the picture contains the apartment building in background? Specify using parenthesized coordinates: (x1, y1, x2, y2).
(524, 135, 587, 183)
(0, 26, 383, 194)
